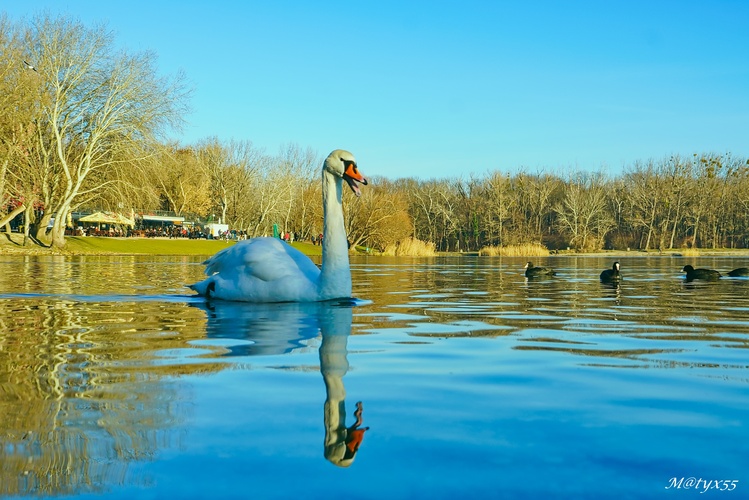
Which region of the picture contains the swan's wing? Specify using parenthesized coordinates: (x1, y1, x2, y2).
(242, 238, 320, 282)
(204, 237, 319, 282)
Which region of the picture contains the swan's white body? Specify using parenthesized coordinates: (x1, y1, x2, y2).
(190, 149, 367, 302)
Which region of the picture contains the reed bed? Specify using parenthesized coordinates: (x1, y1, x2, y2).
(382, 238, 437, 257)
(478, 243, 550, 257)
(677, 247, 700, 256)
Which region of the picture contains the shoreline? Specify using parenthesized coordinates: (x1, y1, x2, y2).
(0, 234, 322, 257)
(0, 234, 237, 256)
(482, 249, 749, 258)
(3, 234, 749, 257)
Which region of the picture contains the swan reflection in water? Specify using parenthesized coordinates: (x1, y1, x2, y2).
(194, 299, 370, 467)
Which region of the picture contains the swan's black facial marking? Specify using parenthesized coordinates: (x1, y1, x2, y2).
(207, 280, 216, 298)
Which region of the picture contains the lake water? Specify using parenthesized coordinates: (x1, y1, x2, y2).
(0, 254, 748, 499)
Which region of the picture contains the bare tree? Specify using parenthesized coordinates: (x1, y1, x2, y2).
(554, 172, 613, 251)
(483, 171, 514, 246)
(276, 143, 319, 235)
(194, 138, 227, 222)
(623, 160, 666, 250)
(148, 144, 210, 216)
(235, 153, 288, 236)
(684, 154, 728, 249)
(0, 16, 39, 234)
(508, 171, 561, 246)
(407, 179, 441, 246)
(195, 138, 251, 223)
(24, 14, 188, 247)
(662, 156, 690, 249)
(345, 177, 412, 250)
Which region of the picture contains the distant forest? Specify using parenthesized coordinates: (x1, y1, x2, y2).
(389, 152, 749, 252)
(2, 14, 748, 252)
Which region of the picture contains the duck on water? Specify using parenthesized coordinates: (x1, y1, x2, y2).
(682, 265, 749, 281)
(727, 267, 749, 277)
(600, 261, 621, 283)
(682, 265, 721, 281)
(524, 262, 556, 278)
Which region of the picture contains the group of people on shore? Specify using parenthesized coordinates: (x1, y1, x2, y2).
(72, 224, 320, 243)
(70, 226, 212, 239)
(278, 231, 323, 246)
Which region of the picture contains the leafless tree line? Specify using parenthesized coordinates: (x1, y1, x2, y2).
(0, 14, 189, 247)
(401, 153, 749, 252)
(2, 14, 748, 252)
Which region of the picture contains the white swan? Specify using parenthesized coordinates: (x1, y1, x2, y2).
(189, 149, 367, 302)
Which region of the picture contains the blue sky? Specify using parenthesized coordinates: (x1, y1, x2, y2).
(5, 1, 749, 179)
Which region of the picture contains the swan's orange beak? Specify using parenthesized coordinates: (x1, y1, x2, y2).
(343, 162, 368, 197)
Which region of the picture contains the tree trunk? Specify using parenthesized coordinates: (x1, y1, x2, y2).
(34, 212, 53, 243)
(669, 201, 681, 249)
(50, 222, 66, 248)
(0, 204, 26, 230)
(22, 205, 33, 246)
(692, 215, 700, 248)
(50, 204, 72, 248)
(644, 200, 658, 250)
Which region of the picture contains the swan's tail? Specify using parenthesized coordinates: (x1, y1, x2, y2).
(189, 276, 216, 297)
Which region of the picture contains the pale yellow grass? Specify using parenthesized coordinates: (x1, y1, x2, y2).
(382, 237, 437, 257)
(478, 243, 550, 257)
(677, 247, 700, 256)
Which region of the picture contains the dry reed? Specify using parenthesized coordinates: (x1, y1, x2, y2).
(677, 247, 700, 256)
(382, 237, 437, 257)
(478, 243, 550, 257)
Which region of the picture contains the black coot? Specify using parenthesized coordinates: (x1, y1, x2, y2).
(727, 267, 749, 277)
(600, 261, 621, 283)
(682, 265, 721, 281)
(524, 261, 556, 278)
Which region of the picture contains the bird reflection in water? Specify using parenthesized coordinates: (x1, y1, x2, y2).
(318, 304, 370, 466)
(194, 299, 370, 467)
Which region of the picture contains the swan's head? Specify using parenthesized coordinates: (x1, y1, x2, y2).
(325, 149, 368, 197)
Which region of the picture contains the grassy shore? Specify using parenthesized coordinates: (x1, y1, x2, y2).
(2, 233, 749, 257)
(0, 234, 323, 257)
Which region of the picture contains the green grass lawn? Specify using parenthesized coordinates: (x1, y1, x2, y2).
(64, 237, 234, 255)
(62, 237, 323, 256)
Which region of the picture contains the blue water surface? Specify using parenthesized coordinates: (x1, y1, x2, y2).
(0, 254, 747, 499)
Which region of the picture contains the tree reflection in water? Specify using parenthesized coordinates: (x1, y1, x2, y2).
(0, 295, 369, 496)
(0, 298, 203, 496)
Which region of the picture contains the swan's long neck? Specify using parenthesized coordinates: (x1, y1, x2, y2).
(319, 169, 352, 299)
